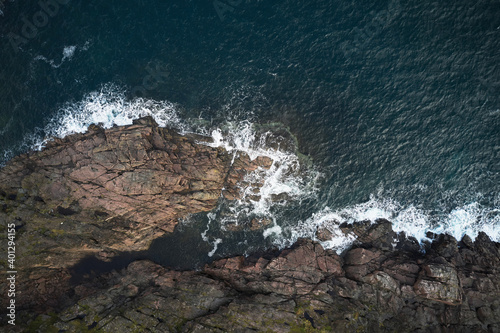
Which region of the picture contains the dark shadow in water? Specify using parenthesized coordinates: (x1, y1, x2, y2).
(69, 214, 228, 284)
(68, 212, 278, 285)
(67, 228, 212, 285)
(147, 222, 214, 271)
(146, 211, 275, 271)
(69, 251, 147, 284)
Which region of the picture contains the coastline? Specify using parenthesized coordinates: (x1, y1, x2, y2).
(1, 118, 499, 332)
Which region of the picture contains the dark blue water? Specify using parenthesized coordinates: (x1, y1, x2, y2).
(1, 0, 499, 262)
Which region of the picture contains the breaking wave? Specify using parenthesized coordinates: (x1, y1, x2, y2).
(279, 195, 500, 254)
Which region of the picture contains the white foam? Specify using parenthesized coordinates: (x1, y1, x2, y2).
(392, 205, 430, 242)
(199, 121, 320, 252)
(81, 40, 91, 51)
(13, 83, 499, 256)
(208, 238, 222, 257)
(1, 149, 13, 167)
(62, 45, 76, 60)
(201, 212, 216, 242)
(34, 45, 79, 68)
(18, 83, 320, 256)
(263, 224, 282, 238)
(276, 207, 356, 254)
(279, 196, 500, 254)
(31, 84, 187, 150)
(204, 121, 320, 223)
(202, 212, 224, 257)
(433, 202, 500, 242)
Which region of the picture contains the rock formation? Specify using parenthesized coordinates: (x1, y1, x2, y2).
(1, 118, 500, 332)
(0, 117, 271, 314)
(6, 220, 500, 332)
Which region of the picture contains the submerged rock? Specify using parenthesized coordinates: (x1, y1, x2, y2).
(224, 217, 273, 232)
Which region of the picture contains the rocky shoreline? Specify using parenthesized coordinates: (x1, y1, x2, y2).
(1, 118, 500, 332)
(4, 221, 500, 332)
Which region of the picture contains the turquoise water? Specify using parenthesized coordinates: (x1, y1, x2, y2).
(0, 0, 499, 266)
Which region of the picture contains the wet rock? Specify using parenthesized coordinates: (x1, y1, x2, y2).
(460, 234, 474, 249)
(223, 217, 272, 232)
(340, 218, 397, 250)
(431, 234, 458, 258)
(250, 217, 272, 231)
(316, 225, 334, 241)
(270, 192, 290, 202)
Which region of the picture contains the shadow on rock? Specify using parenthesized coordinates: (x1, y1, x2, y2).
(69, 251, 147, 285)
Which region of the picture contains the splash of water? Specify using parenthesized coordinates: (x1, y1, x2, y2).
(203, 121, 320, 237)
(280, 196, 500, 254)
(29, 84, 187, 151)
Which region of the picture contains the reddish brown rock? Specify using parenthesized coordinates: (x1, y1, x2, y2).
(223, 217, 272, 232)
(0, 117, 273, 312)
(250, 217, 272, 231)
(204, 239, 343, 297)
(316, 225, 334, 241)
(344, 247, 382, 265)
(3, 222, 500, 332)
(2, 119, 500, 332)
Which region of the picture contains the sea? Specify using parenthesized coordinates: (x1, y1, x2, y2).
(0, 0, 499, 269)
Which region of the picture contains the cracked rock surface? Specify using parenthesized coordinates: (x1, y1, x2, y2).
(0, 117, 271, 313)
(1, 119, 500, 332)
(8, 223, 500, 332)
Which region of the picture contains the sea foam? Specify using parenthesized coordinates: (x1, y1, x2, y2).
(280, 196, 500, 254)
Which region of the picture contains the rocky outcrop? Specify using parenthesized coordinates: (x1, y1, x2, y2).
(3, 220, 500, 332)
(0, 117, 271, 312)
(2, 119, 500, 332)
